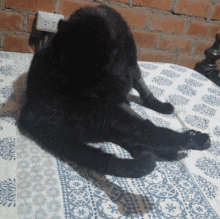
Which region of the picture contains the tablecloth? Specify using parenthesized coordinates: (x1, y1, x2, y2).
(0, 51, 220, 219)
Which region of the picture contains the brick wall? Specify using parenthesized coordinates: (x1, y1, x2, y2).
(0, 0, 220, 69)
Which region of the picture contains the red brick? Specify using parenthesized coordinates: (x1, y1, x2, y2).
(5, 0, 55, 12)
(158, 35, 193, 54)
(176, 54, 202, 69)
(133, 0, 172, 11)
(113, 7, 148, 29)
(150, 14, 186, 34)
(107, 0, 129, 5)
(4, 35, 33, 53)
(60, 2, 147, 28)
(139, 48, 174, 63)
(187, 20, 209, 37)
(208, 25, 220, 38)
(175, 0, 211, 18)
(212, 4, 220, 20)
(28, 15, 35, 33)
(0, 12, 22, 31)
(59, 0, 97, 17)
(195, 40, 214, 55)
(132, 31, 158, 48)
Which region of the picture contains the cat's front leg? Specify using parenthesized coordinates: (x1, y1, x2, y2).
(139, 119, 211, 152)
(112, 103, 211, 156)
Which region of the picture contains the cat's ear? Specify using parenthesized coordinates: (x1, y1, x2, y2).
(58, 19, 66, 31)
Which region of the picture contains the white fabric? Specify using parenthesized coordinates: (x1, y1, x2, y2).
(0, 51, 219, 219)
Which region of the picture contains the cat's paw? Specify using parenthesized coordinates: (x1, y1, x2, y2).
(162, 103, 174, 114)
(130, 153, 156, 178)
(185, 130, 211, 150)
(143, 96, 174, 115)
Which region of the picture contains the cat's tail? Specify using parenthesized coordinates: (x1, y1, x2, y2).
(60, 142, 156, 178)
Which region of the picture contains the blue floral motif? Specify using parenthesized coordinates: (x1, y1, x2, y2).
(152, 117, 170, 128)
(192, 104, 216, 117)
(33, 183, 45, 192)
(213, 126, 220, 137)
(0, 86, 15, 100)
(156, 198, 186, 218)
(168, 94, 189, 106)
(69, 190, 90, 206)
(34, 209, 47, 218)
(32, 174, 43, 182)
(177, 84, 197, 97)
(147, 85, 164, 98)
(181, 187, 197, 202)
(191, 203, 207, 215)
(149, 183, 176, 198)
(194, 175, 218, 200)
(202, 94, 220, 106)
(94, 181, 122, 201)
(68, 179, 86, 190)
(46, 187, 60, 198)
(185, 115, 209, 130)
(18, 189, 31, 200)
(72, 206, 92, 219)
(0, 53, 9, 58)
(184, 78, 203, 87)
(0, 112, 16, 124)
(18, 180, 31, 190)
(33, 194, 47, 206)
(18, 202, 32, 215)
(0, 178, 16, 207)
(0, 65, 13, 76)
(196, 157, 220, 179)
(160, 69, 180, 78)
(207, 87, 220, 97)
(98, 199, 123, 218)
(207, 141, 220, 156)
(48, 200, 61, 212)
(169, 65, 187, 72)
(141, 70, 150, 77)
(0, 137, 15, 160)
(139, 63, 159, 70)
(18, 160, 30, 169)
(191, 72, 209, 81)
(152, 76, 173, 86)
(179, 180, 193, 189)
(18, 170, 30, 180)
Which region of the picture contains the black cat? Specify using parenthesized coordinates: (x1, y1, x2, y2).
(17, 5, 211, 178)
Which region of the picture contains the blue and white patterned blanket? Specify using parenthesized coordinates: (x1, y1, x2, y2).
(0, 51, 219, 219)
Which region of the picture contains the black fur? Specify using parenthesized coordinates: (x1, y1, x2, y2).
(17, 5, 211, 178)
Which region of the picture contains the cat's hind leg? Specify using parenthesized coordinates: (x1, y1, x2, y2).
(130, 64, 174, 114)
(17, 102, 156, 178)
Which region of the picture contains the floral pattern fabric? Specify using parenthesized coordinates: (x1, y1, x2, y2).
(0, 51, 219, 219)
